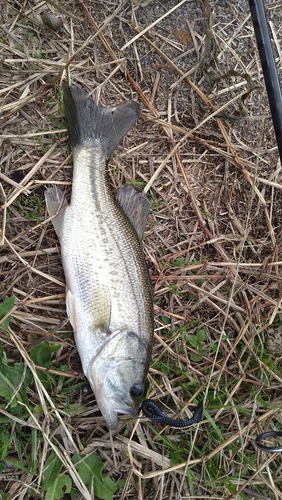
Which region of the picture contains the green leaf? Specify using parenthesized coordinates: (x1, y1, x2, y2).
(186, 335, 201, 350)
(190, 352, 202, 362)
(0, 360, 32, 409)
(161, 315, 170, 325)
(172, 257, 186, 267)
(196, 328, 207, 342)
(151, 360, 170, 375)
(69, 488, 80, 499)
(0, 429, 10, 460)
(98, 476, 116, 500)
(30, 341, 61, 367)
(42, 452, 62, 490)
(30, 342, 61, 387)
(0, 296, 15, 332)
(165, 284, 180, 295)
(72, 452, 102, 485)
(72, 453, 116, 500)
(5, 458, 30, 473)
(45, 475, 72, 500)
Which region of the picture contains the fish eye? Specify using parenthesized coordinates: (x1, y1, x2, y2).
(129, 382, 144, 399)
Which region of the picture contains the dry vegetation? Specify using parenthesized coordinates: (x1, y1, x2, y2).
(1, 0, 282, 498)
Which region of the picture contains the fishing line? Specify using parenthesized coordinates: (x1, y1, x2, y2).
(248, 0, 282, 164)
(141, 400, 203, 428)
(255, 431, 282, 453)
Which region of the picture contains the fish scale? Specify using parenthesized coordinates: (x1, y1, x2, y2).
(64, 178, 147, 329)
(45, 85, 154, 430)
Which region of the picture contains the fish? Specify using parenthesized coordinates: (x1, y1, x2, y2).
(45, 85, 154, 430)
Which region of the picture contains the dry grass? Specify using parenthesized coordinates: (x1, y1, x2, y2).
(1, 0, 282, 499)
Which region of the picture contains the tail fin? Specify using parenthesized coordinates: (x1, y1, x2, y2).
(63, 85, 142, 159)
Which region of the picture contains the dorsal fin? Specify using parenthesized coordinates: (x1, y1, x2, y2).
(116, 185, 150, 240)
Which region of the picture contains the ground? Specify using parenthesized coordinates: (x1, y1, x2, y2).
(0, 0, 282, 499)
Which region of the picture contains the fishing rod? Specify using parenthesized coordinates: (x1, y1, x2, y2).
(248, 0, 282, 452)
(248, 0, 282, 164)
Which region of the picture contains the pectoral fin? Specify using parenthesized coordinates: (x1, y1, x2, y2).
(116, 185, 150, 240)
(66, 287, 77, 331)
(66, 285, 111, 335)
(45, 187, 68, 239)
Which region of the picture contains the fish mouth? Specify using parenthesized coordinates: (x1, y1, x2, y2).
(97, 395, 138, 431)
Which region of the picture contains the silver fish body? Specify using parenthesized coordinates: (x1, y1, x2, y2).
(45, 85, 154, 430)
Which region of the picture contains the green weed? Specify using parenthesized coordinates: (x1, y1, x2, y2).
(128, 179, 146, 190)
(24, 30, 35, 41)
(12, 192, 44, 222)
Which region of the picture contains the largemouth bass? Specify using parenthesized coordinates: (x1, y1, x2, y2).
(45, 85, 154, 430)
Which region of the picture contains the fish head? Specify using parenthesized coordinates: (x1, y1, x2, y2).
(87, 330, 150, 430)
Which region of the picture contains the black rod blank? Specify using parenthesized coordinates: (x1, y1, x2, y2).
(248, 0, 282, 164)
